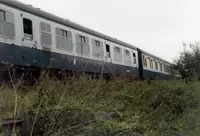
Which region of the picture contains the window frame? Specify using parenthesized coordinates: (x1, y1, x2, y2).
(143, 55, 147, 67)
(160, 63, 163, 71)
(95, 40, 101, 47)
(40, 22, 52, 46)
(56, 27, 72, 39)
(150, 59, 153, 69)
(80, 35, 86, 44)
(114, 46, 121, 53)
(154, 60, 158, 70)
(40, 22, 51, 34)
(147, 57, 151, 68)
(0, 10, 5, 21)
(0, 9, 15, 39)
(114, 46, 122, 62)
(0, 9, 14, 23)
(125, 50, 130, 56)
(76, 34, 88, 44)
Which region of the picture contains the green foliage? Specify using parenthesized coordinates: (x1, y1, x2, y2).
(1, 76, 200, 135)
(175, 41, 200, 80)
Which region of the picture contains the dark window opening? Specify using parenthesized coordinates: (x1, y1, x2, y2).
(106, 44, 110, 57)
(133, 53, 136, 57)
(133, 53, 136, 64)
(23, 18, 32, 35)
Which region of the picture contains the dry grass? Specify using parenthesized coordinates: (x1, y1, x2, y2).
(0, 74, 200, 135)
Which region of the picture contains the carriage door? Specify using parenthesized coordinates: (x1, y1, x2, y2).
(21, 14, 36, 48)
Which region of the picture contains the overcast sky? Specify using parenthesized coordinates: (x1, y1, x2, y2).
(18, 0, 200, 62)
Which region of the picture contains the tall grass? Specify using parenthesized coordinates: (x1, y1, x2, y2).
(1, 74, 200, 135)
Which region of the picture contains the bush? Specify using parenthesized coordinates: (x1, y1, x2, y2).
(1, 75, 200, 135)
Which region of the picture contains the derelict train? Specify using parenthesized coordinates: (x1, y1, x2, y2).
(0, 0, 173, 81)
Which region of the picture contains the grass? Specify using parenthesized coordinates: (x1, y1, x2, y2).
(1, 74, 200, 135)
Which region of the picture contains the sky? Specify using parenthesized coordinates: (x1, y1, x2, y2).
(18, 0, 200, 62)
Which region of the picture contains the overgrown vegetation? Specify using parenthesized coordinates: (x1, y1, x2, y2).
(1, 74, 200, 136)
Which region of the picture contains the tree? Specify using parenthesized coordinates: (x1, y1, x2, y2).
(175, 41, 200, 80)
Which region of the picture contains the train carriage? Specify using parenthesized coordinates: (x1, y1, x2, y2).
(0, 0, 172, 80)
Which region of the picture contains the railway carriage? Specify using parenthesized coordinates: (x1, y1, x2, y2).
(0, 0, 172, 81)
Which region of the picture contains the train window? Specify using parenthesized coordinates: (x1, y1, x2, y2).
(40, 22, 52, 46)
(164, 64, 166, 72)
(62, 31, 67, 38)
(0, 10, 15, 39)
(164, 64, 169, 73)
(114, 46, 122, 62)
(162, 64, 165, 71)
(160, 63, 163, 71)
(114, 47, 121, 53)
(147, 57, 151, 68)
(56, 28, 62, 36)
(81, 36, 86, 43)
(167, 65, 169, 73)
(125, 50, 129, 56)
(124, 49, 131, 64)
(23, 18, 33, 41)
(168, 66, 171, 73)
(153, 60, 155, 69)
(40, 22, 51, 33)
(159, 62, 161, 71)
(0, 10, 5, 21)
(56, 28, 71, 39)
(41, 22, 45, 31)
(79, 35, 86, 43)
(76, 34, 88, 44)
(165, 65, 166, 72)
(76, 34, 90, 56)
(143, 55, 147, 67)
(56, 28, 73, 52)
(23, 18, 32, 35)
(6, 12, 14, 23)
(92, 39, 103, 58)
(95, 40, 100, 47)
(133, 52, 136, 64)
(46, 24, 51, 33)
(155, 60, 158, 70)
(106, 44, 110, 58)
(150, 59, 153, 69)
